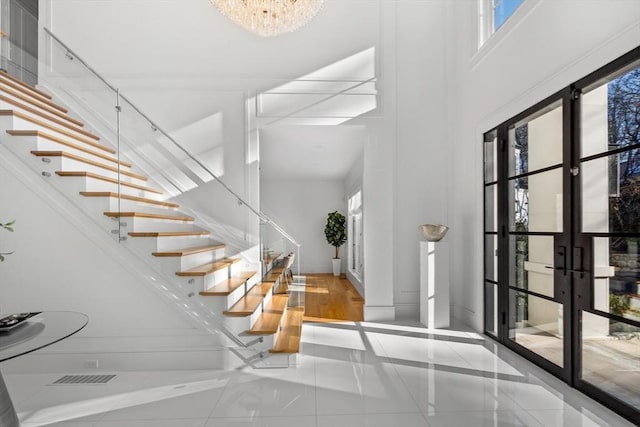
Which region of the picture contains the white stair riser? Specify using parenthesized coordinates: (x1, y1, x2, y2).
(0, 81, 56, 108)
(127, 234, 213, 253)
(35, 155, 147, 187)
(198, 296, 229, 314)
(8, 133, 128, 172)
(223, 316, 255, 336)
(75, 194, 178, 219)
(159, 248, 226, 272)
(151, 250, 218, 276)
(177, 272, 220, 295)
(222, 290, 271, 333)
(122, 217, 195, 233)
(0, 112, 98, 147)
(0, 98, 80, 129)
(204, 268, 233, 291)
(54, 174, 161, 199)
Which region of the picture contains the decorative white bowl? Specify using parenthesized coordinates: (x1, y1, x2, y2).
(419, 224, 449, 242)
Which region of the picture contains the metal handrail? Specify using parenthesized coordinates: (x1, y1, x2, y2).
(42, 27, 300, 249)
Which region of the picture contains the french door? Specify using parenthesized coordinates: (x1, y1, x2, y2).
(484, 47, 640, 422)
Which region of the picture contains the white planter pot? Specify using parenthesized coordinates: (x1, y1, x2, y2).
(332, 258, 341, 276)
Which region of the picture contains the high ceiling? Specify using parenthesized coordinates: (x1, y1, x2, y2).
(48, 0, 383, 181)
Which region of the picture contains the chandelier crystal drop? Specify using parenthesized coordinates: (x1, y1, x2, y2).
(210, 0, 325, 37)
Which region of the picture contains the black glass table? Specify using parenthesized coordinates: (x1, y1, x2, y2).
(0, 311, 88, 427)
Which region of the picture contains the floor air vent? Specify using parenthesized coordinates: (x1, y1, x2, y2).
(52, 374, 116, 385)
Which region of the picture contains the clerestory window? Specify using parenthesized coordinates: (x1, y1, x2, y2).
(479, 0, 525, 47)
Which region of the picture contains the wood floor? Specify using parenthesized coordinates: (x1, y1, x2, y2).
(302, 273, 364, 323)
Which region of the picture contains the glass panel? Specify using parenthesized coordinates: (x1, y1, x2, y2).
(594, 237, 640, 320)
(581, 61, 640, 159)
(582, 149, 640, 233)
(508, 101, 563, 177)
(485, 282, 498, 335)
(509, 168, 563, 232)
(485, 234, 498, 281)
(484, 130, 498, 183)
(582, 312, 640, 408)
(494, 0, 524, 30)
(485, 183, 498, 232)
(509, 290, 564, 367)
(509, 235, 554, 298)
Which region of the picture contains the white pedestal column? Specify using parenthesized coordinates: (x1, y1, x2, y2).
(420, 241, 450, 328)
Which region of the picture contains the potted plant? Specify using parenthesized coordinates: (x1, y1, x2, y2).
(0, 220, 14, 262)
(324, 211, 346, 276)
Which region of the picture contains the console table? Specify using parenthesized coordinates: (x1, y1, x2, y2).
(0, 311, 88, 427)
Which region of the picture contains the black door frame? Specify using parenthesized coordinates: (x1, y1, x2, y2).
(484, 45, 640, 424)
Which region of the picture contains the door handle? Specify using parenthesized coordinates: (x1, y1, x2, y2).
(573, 246, 585, 278)
(544, 247, 567, 275)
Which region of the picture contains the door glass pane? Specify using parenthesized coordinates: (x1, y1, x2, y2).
(594, 236, 640, 318)
(582, 149, 640, 233)
(485, 282, 498, 336)
(508, 100, 563, 177)
(581, 62, 640, 159)
(509, 235, 554, 298)
(509, 168, 563, 232)
(509, 290, 564, 367)
(485, 183, 497, 232)
(484, 130, 498, 183)
(582, 311, 640, 408)
(485, 234, 498, 281)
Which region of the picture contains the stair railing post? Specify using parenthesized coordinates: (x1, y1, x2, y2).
(115, 89, 122, 242)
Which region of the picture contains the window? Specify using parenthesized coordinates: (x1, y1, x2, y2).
(493, 0, 524, 30)
(479, 0, 525, 47)
(348, 191, 363, 280)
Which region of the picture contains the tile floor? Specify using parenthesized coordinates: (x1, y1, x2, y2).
(3, 320, 637, 427)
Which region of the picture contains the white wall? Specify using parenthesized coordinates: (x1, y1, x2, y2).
(392, 1, 449, 319)
(447, 0, 640, 330)
(0, 147, 228, 373)
(37, 0, 640, 329)
(261, 179, 345, 274)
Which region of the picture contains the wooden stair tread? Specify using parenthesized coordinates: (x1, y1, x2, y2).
(176, 258, 241, 277)
(0, 70, 55, 103)
(199, 271, 257, 296)
(0, 82, 70, 116)
(0, 93, 83, 128)
(31, 150, 146, 181)
(247, 294, 288, 335)
(55, 171, 163, 194)
(80, 192, 179, 208)
(263, 252, 282, 264)
(129, 231, 209, 237)
(0, 110, 103, 148)
(7, 130, 128, 165)
(223, 282, 273, 317)
(0, 108, 98, 141)
(153, 244, 225, 257)
(262, 268, 284, 282)
(269, 307, 304, 353)
(104, 211, 193, 221)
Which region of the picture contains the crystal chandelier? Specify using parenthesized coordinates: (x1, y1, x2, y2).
(210, 0, 325, 37)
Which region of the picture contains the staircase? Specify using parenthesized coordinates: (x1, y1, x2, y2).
(0, 70, 303, 358)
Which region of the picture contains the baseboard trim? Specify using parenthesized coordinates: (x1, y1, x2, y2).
(363, 305, 396, 322)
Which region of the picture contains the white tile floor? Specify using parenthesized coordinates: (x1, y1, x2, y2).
(3, 321, 636, 427)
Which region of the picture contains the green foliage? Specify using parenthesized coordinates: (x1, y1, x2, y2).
(609, 293, 631, 317)
(324, 211, 346, 259)
(0, 220, 15, 262)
